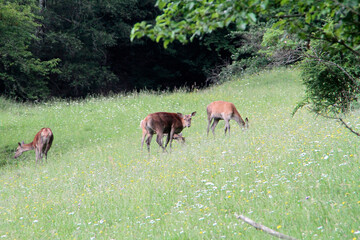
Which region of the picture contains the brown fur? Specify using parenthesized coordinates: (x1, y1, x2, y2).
(140, 120, 185, 144)
(206, 101, 248, 137)
(140, 111, 196, 152)
(14, 128, 54, 164)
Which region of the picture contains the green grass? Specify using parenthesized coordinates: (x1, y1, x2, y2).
(1, 68, 359, 239)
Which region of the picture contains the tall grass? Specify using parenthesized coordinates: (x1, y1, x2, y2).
(1, 68, 359, 239)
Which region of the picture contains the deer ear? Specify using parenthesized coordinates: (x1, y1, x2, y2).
(191, 111, 196, 116)
(177, 113, 184, 118)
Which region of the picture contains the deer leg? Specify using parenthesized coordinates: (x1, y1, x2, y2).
(207, 117, 213, 136)
(141, 131, 147, 150)
(44, 145, 49, 162)
(146, 134, 153, 152)
(39, 146, 45, 164)
(164, 133, 171, 148)
(35, 148, 40, 164)
(224, 119, 231, 136)
(211, 119, 220, 137)
(42, 144, 47, 162)
(156, 132, 166, 151)
(42, 143, 47, 163)
(168, 129, 176, 151)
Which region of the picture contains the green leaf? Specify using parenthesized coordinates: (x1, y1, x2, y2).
(247, 12, 256, 23)
(163, 39, 170, 48)
(189, 2, 195, 10)
(239, 22, 247, 30)
(156, 1, 167, 10)
(156, 34, 162, 43)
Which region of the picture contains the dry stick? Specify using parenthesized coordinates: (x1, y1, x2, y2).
(235, 213, 298, 240)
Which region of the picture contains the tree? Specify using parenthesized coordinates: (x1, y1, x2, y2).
(31, 0, 229, 98)
(131, 0, 360, 54)
(0, 1, 59, 100)
(131, 0, 360, 134)
(131, 0, 261, 48)
(34, 0, 121, 98)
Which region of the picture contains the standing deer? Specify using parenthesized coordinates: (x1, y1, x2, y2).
(207, 101, 248, 137)
(140, 119, 185, 145)
(140, 111, 196, 152)
(14, 128, 54, 163)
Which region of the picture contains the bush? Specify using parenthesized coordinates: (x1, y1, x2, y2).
(296, 41, 360, 116)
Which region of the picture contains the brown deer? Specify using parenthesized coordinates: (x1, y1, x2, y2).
(207, 101, 248, 137)
(14, 128, 54, 163)
(140, 111, 196, 152)
(141, 119, 185, 144)
(140, 119, 185, 143)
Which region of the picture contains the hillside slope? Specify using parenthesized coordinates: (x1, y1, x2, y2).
(0, 68, 359, 239)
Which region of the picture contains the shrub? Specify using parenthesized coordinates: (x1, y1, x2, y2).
(295, 41, 360, 116)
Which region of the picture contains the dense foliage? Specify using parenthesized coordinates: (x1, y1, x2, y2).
(1, 0, 359, 111)
(0, 0, 59, 100)
(132, 0, 360, 116)
(0, 0, 232, 100)
(298, 42, 360, 116)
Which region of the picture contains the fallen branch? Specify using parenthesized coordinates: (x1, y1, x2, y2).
(339, 118, 360, 136)
(235, 213, 298, 240)
(313, 111, 360, 137)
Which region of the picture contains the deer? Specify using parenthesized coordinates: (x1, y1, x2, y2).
(172, 132, 186, 143)
(140, 111, 196, 152)
(207, 101, 248, 137)
(14, 128, 54, 164)
(140, 120, 186, 146)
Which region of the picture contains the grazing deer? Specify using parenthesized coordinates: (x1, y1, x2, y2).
(140, 111, 196, 152)
(14, 128, 54, 163)
(172, 132, 186, 143)
(207, 101, 248, 137)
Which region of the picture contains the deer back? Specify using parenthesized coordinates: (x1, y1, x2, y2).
(147, 112, 184, 134)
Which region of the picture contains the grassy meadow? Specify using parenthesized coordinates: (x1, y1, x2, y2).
(0, 68, 359, 239)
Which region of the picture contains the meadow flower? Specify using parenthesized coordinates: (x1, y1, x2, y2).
(175, 201, 182, 208)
